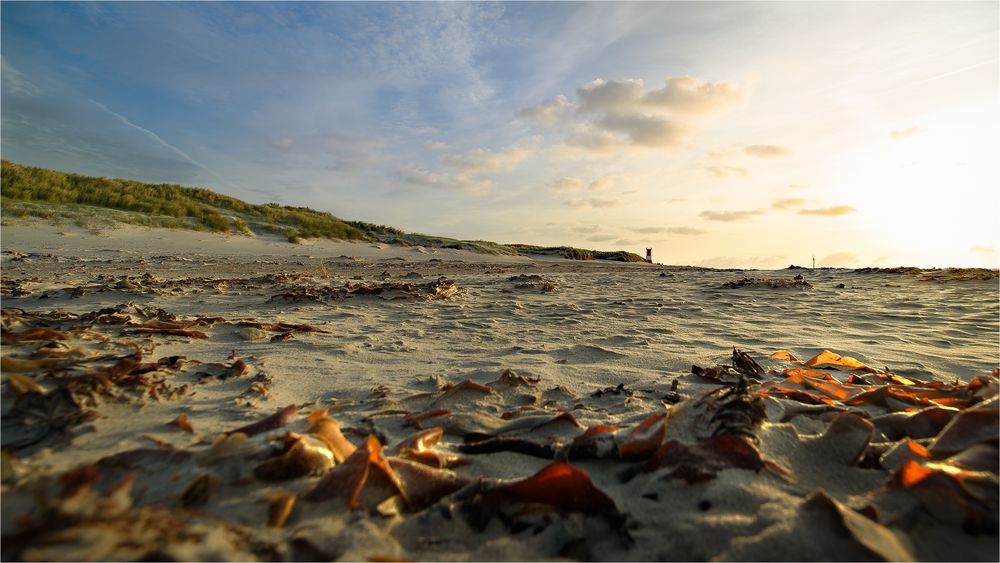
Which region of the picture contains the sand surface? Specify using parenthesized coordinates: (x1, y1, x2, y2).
(2, 223, 998, 561)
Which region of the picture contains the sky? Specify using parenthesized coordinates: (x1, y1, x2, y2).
(2, 1, 997, 268)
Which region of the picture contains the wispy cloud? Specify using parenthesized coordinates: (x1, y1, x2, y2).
(89, 100, 234, 189)
(441, 145, 533, 173)
(565, 197, 620, 208)
(771, 198, 810, 210)
(797, 205, 856, 216)
(699, 209, 766, 222)
(634, 226, 705, 235)
(401, 166, 489, 193)
(547, 176, 615, 193)
(744, 144, 791, 158)
(667, 226, 706, 235)
(0, 57, 41, 97)
(969, 245, 996, 256)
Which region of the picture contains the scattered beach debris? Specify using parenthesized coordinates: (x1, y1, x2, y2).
(1, 258, 997, 561)
(722, 276, 812, 288)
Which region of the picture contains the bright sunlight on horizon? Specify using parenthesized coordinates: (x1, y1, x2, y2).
(2, 2, 997, 268)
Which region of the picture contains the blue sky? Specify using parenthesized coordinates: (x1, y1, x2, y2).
(2, 2, 997, 267)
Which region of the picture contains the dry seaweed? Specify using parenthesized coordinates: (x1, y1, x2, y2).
(1, 388, 97, 449)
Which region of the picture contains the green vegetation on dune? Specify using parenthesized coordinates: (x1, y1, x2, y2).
(1, 160, 646, 262)
(1, 160, 367, 241)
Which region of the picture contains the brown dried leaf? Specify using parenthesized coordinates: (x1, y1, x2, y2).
(228, 404, 297, 437)
(167, 414, 194, 433)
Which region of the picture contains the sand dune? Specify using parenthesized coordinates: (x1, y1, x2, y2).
(2, 224, 998, 561)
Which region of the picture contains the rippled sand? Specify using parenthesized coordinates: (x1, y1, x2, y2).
(2, 224, 998, 560)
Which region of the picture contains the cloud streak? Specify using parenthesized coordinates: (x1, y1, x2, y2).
(699, 209, 765, 222)
(89, 100, 234, 189)
(797, 205, 856, 216)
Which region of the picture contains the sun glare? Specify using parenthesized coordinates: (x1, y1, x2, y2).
(840, 125, 998, 266)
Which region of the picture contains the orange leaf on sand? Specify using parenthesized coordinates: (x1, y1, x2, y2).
(804, 350, 871, 372)
(493, 462, 618, 515)
(887, 459, 997, 532)
(769, 386, 835, 405)
(168, 414, 194, 433)
(619, 413, 668, 458)
(770, 350, 801, 363)
(783, 368, 859, 401)
(572, 424, 621, 444)
(308, 412, 357, 462)
(305, 435, 408, 511)
(265, 492, 296, 528)
(394, 427, 460, 468)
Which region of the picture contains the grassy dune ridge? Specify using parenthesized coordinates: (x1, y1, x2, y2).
(0, 160, 646, 262)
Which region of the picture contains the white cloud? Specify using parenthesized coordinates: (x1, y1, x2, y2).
(402, 166, 490, 193)
(577, 78, 645, 112)
(561, 126, 627, 154)
(576, 76, 745, 117)
(441, 145, 533, 172)
(597, 112, 689, 148)
(969, 245, 996, 256)
(524, 75, 748, 156)
(641, 76, 746, 117)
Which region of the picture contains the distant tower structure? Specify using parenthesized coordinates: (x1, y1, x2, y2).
(645, 248, 653, 263)
(812, 255, 816, 269)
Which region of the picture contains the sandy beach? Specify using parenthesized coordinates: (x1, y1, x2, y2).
(2, 222, 998, 561)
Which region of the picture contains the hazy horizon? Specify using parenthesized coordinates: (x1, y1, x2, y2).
(2, 2, 997, 268)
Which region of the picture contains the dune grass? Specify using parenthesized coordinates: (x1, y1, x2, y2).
(1, 160, 646, 262)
